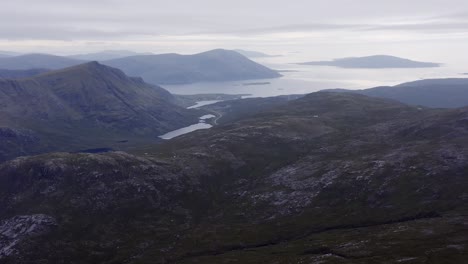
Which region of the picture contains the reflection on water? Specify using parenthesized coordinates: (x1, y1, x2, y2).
(159, 114, 216, 140)
(199, 114, 216, 120)
(159, 123, 212, 140)
(187, 100, 222, 109)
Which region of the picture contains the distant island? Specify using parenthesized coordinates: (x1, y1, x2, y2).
(103, 49, 281, 85)
(298, 55, 441, 69)
(234, 49, 280, 58)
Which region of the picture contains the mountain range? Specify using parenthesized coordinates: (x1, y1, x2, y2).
(0, 62, 198, 162)
(299, 55, 441, 68)
(103, 49, 281, 85)
(328, 78, 468, 108)
(0, 92, 466, 263)
(0, 54, 84, 70)
(0, 49, 281, 85)
(67, 50, 153, 61)
(0, 68, 50, 79)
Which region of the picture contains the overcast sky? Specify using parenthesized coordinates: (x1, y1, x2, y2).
(1, 0, 467, 62)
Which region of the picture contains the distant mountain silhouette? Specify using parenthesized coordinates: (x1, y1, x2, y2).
(0, 68, 50, 79)
(0, 50, 280, 85)
(233, 49, 280, 58)
(0, 51, 21, 57)
(299, 55, 440, 68)
(0, 54, 84, 70)
(327, 78, 468, 108)
(103, 49, 281, 85)
(68, 50, 153, 61)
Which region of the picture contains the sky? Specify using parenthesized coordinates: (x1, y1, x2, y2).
(1, 0, 467, 64)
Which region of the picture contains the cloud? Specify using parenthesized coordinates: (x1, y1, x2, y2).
(0, 0, 467, 56)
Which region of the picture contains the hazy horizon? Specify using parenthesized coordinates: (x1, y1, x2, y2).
(0, 0, 467, 67)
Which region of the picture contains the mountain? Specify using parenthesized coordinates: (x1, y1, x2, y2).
(103, 49, 281, 85)
(0, 54, 84, 70)
(0, 68, 50, 79)
(0, 62, 198, 162)
(328, 78, 468, 108)
(0, 50, 281, 85)
(233, 49, 280, 58)
(298, 55, 441, 68)
(0, 51, 21, 57)
(68, 50, 153, 61)
(0, 92, 466, 263)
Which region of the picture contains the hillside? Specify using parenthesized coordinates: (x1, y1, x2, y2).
(0, 62, 198, 161)
(329, 78, 468, 108)
(0, 54, 84, 70)
(0, 92, 466, 263)
(299, 55, 440, 68)
(103, 49, 281, 85)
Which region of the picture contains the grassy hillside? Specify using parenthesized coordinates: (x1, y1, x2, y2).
(0, 62, 199, 161)
(1, 92, 466, 263)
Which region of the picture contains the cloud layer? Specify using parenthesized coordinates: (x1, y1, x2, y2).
(0, 0, 467, 57)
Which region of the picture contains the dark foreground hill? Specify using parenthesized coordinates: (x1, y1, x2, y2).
(329, 78, 468, 108)
(0, 92, 466, 263)
(103, 49, 281, 85)
(299, 55, 440, 68)
(0, 62, 198, 162)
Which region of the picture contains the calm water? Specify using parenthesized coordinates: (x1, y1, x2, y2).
(187, 100, 222, 109)
(163, 56, 467, 97)
(159, 114, 216, 140)
(160, 55, 466, 139)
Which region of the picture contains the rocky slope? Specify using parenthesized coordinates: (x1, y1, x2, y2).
(0, 62, 199, 162)
(0, 92, 467, 263)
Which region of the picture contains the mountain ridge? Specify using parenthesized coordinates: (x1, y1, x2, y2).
(103, 49, 281, 85)
(0, 61, 198, 162)
(327, 78, 468, 108)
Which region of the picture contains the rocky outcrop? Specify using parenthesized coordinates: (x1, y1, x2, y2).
(0, 215, 56, 259)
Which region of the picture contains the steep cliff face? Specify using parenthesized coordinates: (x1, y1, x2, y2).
(0, 93, 467, 263)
